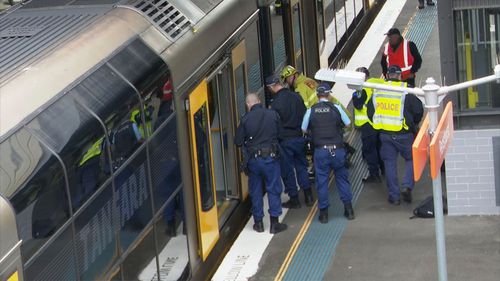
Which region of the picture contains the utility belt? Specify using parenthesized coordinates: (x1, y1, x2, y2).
(315, 143, 344, 150)
(249, 146, 278, 158)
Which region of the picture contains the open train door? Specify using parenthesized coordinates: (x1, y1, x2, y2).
(187, 80, 219, 261)
(0, 195, 23, 281)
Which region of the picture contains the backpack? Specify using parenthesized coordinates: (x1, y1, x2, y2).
(410, 196, 448, 219)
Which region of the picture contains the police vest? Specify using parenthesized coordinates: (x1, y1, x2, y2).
(309, 102, 344, 146)
(354, 78, 386, 127)
(371, 81, 409, 132)
(384, 39, 415, 81)
(79, 137, 104, 166)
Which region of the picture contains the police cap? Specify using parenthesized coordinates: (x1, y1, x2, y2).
(316, 83, 331, 96)
(265, 74, 281, 86)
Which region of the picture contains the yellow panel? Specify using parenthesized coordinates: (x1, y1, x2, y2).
(188, 80, 219, 261)
(7, 271, 19, 281)
(231, 40, 249, 200)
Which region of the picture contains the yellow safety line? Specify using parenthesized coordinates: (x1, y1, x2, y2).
(274, 201, 318, 281)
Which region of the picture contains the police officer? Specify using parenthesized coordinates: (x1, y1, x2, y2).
(75, 136, 104, 209)
(367, 65, 424, 205)
(266, 74, 314, 208)
(381, 28, 422, 87)
(302, 83, 355, 223)
(353, 67, 384, 183)
(235, 93, 287, 234)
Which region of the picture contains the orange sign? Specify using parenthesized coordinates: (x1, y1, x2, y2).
(412, 114, 430, 181)
(430, 102, 454, 179)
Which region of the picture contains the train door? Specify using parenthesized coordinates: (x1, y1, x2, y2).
(187, 81, 219, 261)
(231, 40, 250, 200)
(0, 196, 23, 281)
(207, 61, 241, 226)
(287, 0, 306, 73)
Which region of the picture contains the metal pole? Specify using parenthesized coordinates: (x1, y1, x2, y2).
(422, 78, 448, 281)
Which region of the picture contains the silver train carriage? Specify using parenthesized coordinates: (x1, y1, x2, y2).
(0, 0, 375, 280)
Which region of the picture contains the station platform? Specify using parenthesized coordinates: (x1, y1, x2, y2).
(212, 1, 500, 280)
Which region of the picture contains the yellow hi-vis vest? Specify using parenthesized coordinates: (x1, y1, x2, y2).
(79, 137, 104, 166)
(372, 81, 409, 132)
(294, 74, 318, 108)
(354, 78, 386, 127)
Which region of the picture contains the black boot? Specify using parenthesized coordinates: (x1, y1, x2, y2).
(165, 220, 176, 237)
(304, 189, 314, 207)
(253, 220, 264, 233)
(282, 196, 301, 209)
(402, 188, 412, 203)
(418, 0, 425, 9)
(426, 0, 435, 6)
(270, 216, 287, 234)
(344, 203, 355, 220)
(362, 174, 381, 183)
(319, 208, 328, 224)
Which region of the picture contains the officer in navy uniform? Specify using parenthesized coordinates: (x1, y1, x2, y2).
(352, 67, 384, 183)
(302, 83, 355, 223)
(266, 74, 313, 209)
(235, 93, 287, 234)
(367, 65, 424, 205)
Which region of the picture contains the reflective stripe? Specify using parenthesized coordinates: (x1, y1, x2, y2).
(79, 137, 104, 166)
(403, 39, 409, 68)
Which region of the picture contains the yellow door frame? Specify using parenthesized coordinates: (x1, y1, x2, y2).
(188, 80, 219, 261)
(231, 40, 249, 200)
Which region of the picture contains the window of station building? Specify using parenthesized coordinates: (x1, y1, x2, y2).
(455, 8, 500, 111)
(271, 0, 287, 71)
(0, 128, 70, 263)
(108, 39, 168, 95)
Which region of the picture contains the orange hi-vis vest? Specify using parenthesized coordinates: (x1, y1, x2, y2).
(384, 39, 414, 81)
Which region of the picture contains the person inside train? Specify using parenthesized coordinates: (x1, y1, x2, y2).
(235, 93, 287, 234)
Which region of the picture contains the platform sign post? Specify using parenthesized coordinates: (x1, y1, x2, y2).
(317, 64, 500, 281)
(412, 114, 430, 181)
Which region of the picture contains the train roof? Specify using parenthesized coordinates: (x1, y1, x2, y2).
(0, 0, 239, 138)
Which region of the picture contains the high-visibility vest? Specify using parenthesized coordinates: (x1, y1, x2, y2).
(371, 81, 409, 132)
(294, 74, 318, 109)
(354, 78, 386, 127)
(79, 137, 104, 166)
(384, 39, 414, 81)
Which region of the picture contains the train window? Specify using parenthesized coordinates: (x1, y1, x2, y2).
(153, 215, 189, 280)
(109, 39, 168, 95)
(241, 22, 263, 96)
(317, 0, 325, 44)
(0, 128, 70, 263)
(26, 93, 107, 212)
(193, 104, 215, 212)
(149, 112, 182, 215)
(74, 182, 117, 280)
(292, 3, 304, 72)
(234, 64, 247, 118)
(24, 226, 77, 280)
(271, 1, 287, 71)
(121, 227, 157, 280)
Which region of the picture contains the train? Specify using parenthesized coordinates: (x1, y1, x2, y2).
(0, 0, 380, 280)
